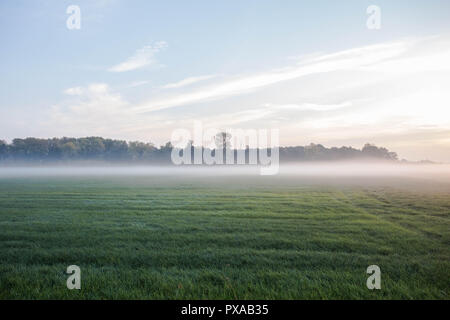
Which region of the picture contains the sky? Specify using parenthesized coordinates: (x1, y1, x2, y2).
(1, 0, 450, 161)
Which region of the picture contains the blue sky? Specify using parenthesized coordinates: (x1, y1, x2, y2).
(1, 0, 450, 161)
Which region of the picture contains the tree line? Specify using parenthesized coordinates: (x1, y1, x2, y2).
(0, 137, 398, 163)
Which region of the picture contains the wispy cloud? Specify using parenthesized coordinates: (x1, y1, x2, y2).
(53, 83, 167, 139)
(63, 86, 83, 96)
(60, 83, 127, 116)
(264, 102, 353, 112)
(127, 80, 150, 88)
(108, 41, 168, 72)
(161, 75, 217, 89)
(131, 38, 414, 112)
(184, 102, 355, 128)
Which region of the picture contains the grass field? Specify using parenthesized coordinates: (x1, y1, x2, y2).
(0, 173, 449, 299)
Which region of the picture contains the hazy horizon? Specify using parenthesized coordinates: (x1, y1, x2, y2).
(1, 161, 449, 176)
(0, 136, 442, 163)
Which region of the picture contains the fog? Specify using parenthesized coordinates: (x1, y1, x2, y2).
(1, 162, 450, 194)
(0, 161, 449, 180)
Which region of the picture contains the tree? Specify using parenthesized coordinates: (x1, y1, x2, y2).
(0, 140, 7, 160)
(0, 136, 401, 163)
(61, 142, 78, 158)
(214, 132, 231, 149)
(104, 139, 129, 160)
(129, 141, 156, 160)
(362, 143, 397, 160)
(78, 137, 105, 159)
(215, 132, 232, 164)
(11, 138, 49, 159)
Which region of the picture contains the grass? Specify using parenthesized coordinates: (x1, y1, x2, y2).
(0, 174, 449, 299)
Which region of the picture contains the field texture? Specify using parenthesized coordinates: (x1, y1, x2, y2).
(0, 175, 449, 299)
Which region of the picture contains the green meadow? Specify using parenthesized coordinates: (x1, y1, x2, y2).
(0, 174, 449, 299)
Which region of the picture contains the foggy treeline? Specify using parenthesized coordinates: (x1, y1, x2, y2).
(0, 137, 398, 163)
